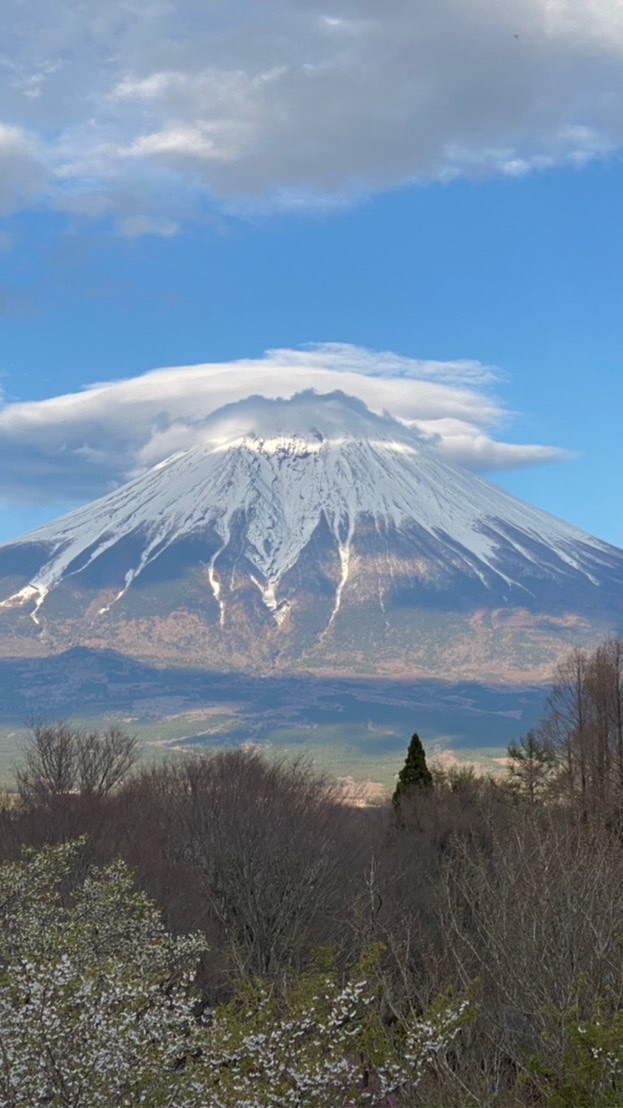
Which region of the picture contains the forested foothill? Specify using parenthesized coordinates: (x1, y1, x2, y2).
(2, 638, 623, 1105)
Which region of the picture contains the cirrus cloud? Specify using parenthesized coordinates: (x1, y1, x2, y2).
(0, 343, 568, 505)
(0, 0, 623, 230)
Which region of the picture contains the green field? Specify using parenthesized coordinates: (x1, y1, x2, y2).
(0, 710, 510, 794)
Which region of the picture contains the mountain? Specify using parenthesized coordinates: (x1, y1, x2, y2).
(0, 389, 621, 682)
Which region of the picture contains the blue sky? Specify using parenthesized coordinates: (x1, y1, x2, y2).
(0, 0, 622, 546)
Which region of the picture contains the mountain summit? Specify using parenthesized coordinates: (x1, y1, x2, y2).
(0, 390, 621, 680)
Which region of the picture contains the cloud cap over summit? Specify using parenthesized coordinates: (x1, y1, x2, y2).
(0, 345, 567, 505)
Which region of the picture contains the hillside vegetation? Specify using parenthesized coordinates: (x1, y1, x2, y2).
(2, 637, 623, 1105)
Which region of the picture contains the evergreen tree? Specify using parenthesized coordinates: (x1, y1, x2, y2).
(392, 732, 433, 808)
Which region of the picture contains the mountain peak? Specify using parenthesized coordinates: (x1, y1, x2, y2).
(0, 389, 621, 681)
(168, 389, 421, 454)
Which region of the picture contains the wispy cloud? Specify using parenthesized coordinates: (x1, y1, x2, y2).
(0, 344, 567, 505)
(0, 0, 622, 230)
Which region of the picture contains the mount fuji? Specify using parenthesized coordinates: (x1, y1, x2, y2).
(0, 390, 621, 683)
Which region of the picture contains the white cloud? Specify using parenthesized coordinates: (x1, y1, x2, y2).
(0, 0, 622, 224)
(0, 344, 566, 504)
(119, 127, 233, 164)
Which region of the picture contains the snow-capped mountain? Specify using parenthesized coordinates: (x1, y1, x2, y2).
(0, 390, 621, 681)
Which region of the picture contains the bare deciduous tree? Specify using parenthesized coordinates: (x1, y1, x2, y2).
(75, 726, 140, 796)
(435, 807, 623, 1102)
(15, 722, 77, 804)
(15, 722, 140, 804)
(547, 646, 590, 807)
(173, 749, 359, 977)
(536, 638, 623, 817)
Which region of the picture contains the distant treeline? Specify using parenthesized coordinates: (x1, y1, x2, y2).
(2, 637, 623, 1105)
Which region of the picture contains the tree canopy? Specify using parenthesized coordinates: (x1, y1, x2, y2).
(0, 838, 469, 1107)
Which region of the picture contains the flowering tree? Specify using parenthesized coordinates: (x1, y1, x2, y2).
(0, 840, 207, 1106)
(0, 841, 470, 1106)
(200, 963, 470, 1106)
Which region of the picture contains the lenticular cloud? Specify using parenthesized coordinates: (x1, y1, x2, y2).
(0, 344, 566, 505)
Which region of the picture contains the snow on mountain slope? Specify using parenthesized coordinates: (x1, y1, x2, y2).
(0, 390, 621, 678)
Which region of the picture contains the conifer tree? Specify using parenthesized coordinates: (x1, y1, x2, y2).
(392, 732, 433, 808)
